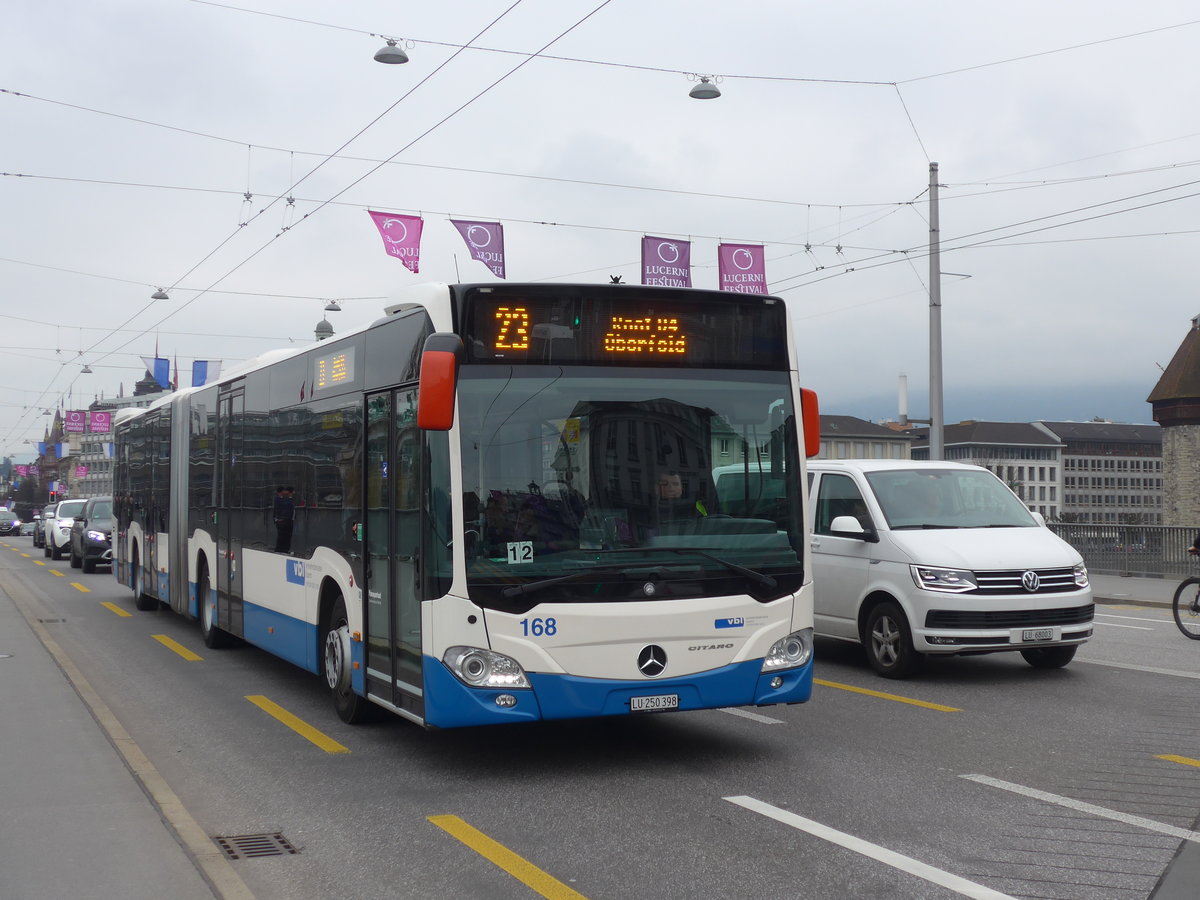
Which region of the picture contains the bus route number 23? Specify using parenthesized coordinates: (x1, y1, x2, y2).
(520, 617, 558, 637)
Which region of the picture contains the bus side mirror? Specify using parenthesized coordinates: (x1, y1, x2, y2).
(800, 387, 820, 458)
(417, 333, 464, 431)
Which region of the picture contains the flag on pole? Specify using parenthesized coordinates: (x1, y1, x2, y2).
(641, 236, 692, 287)
(717, 243, 768, 294)
(192, 360, 223, 386)
(140, 356, 171, 389)
(367, 210, 424, 273)
(450, 220, 506, 278)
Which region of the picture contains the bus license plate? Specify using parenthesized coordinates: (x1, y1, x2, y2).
(1021, 628, 1054, 642)
(630, 694, 679, 712)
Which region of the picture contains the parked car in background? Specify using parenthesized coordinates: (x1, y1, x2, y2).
(0, 512, 21, 535)
(69, 496, 113, 573)
(46, 498, 86, 560)
(36, 502, 57, 549)
(19, 520, 39, 537)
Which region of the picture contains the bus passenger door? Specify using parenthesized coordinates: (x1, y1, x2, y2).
(216, 387, 245, 637)
(363, 389, 424, 721)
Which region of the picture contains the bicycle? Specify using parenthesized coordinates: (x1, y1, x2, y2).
(1172, 572, 1200, 639)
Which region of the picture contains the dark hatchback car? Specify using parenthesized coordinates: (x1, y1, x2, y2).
(69, 496, 113, 573)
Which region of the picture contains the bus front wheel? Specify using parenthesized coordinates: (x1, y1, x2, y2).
(324, 598, 371, 724)
(198, 564, 234, 649)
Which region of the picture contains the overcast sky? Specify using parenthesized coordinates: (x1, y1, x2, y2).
(5, 0, 1200, 460)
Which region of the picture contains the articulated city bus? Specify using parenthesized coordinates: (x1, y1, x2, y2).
(113, 282, 821, 728)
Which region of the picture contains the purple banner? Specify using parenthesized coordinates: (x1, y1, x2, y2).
(75, 465, 88, 478)
(717, 243, 768, 294)
(451, 220, 506, 279)
(367, 210, 423, 273)
(14, 465, 28, 477)
(641, 237, 692, 287)
(64, 410, 87, 433)
(89, 411, 112, 433)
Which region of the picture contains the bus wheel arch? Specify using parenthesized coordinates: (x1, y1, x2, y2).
(321, 583, 371, 724)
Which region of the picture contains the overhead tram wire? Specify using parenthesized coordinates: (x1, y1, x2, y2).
(87, 0, 621, 366)
(66, 0, 534, 373)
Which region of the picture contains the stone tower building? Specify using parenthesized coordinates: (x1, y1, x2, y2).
(1148, 315, 1200, 526)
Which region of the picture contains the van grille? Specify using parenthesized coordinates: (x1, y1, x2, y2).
(925, 604, 1094, 629)
(972, 567, 1079, 595)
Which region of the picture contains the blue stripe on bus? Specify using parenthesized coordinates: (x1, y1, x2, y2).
(421, 656, 813, 728)
(242, 602, 319, 673)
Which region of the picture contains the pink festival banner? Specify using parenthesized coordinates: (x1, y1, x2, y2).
(717, 243, 768, 294)
(367, 210, 424, 273)
(64, 410, 87, 433)
(14, 465, 28, 477)
(74, 465, 88, 478)
(451, 220, 506, 279)
(89, 411, 112, 433)
(641, 236, 691, 287)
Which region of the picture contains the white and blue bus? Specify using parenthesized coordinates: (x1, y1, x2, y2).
(113, 282, 821, 728)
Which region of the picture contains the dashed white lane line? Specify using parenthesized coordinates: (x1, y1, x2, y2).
(1076, 658, 1200, 680)
(724, 795, 1015, 900)
(717, 707, 785, 724)
(961, 774, 1200, 843)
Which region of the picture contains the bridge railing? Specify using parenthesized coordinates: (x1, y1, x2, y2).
(1047, 523, 1198, 577)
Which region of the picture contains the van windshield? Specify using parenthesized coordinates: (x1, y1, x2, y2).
(867, 468, 1036, 529)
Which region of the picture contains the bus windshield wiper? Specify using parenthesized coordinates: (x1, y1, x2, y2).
(500, 563, 698, 599)
(653, 548, 777, 589)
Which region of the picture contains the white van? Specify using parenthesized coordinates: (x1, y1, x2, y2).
(806, 460, 1092, 678)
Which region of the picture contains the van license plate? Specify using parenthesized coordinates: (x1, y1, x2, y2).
(630, 694, 679, 712)
(1021, 628, 1054, 642)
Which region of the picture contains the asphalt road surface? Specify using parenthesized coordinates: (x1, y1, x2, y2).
(2, 538, 1198, 900)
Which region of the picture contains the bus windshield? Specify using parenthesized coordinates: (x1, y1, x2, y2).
(458, 366, 804, 610)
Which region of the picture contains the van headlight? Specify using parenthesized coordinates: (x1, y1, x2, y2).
(911, 565, 978, 593)
(761, 628, 813, 672)
(1074, 564, 1089, 588)
(442, 646, 530, 689)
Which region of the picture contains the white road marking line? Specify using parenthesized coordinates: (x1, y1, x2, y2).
(724, 795, 1015, 900)
(1076, 658, 1200, 680)
(961, 775, 1200, 843)
(1094, 621, 1154, 631)
(717, 707, 784, 724)
(1095, 612, 1170, 623)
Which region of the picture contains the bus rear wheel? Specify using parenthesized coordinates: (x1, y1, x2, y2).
(198, 564, 234, 649)
(324, 598, 371, 724)
(132, 547, 157, 611)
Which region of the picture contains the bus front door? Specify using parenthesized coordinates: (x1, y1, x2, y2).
(216, 387, 245, 638)
(364, 389, 424, 721)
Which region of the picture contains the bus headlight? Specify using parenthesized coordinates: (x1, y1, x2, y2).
(761, 628, 813, 672)
(443, 646, 531, 689)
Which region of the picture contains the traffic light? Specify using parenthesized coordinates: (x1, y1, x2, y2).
(48, 491, 57, 501)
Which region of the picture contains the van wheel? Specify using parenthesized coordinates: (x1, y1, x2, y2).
(864, 601, 923, 678)
(324, 597, 371, 724)
(1020, 645, 1076, 669)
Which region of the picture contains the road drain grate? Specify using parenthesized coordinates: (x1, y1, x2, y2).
(213, 832, 299, 860)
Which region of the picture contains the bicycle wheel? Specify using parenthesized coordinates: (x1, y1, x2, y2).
(1172, 577, 1200, 640)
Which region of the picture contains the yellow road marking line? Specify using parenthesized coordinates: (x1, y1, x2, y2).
(152, 634, 203, 661)
(245, 695, 350, 754)
(34, 560, 46, 566)
(428, 814, 587, 900)
(49, 570, 64, 577)
(70, 582, 90, 593)
(814, 677, 961, 712)
(1157, 754, 1200, 768)
(102, 601, 132, 618)
(20, 552, 30, 558)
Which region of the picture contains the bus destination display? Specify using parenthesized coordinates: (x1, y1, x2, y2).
(464, 288, 787, 369)
(314, 346, 355, 391)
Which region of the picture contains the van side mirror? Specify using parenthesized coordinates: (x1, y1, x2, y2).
(829, 514, 879, 542)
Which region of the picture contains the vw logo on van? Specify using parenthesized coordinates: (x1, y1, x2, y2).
(1021, 570, 1041, 592)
